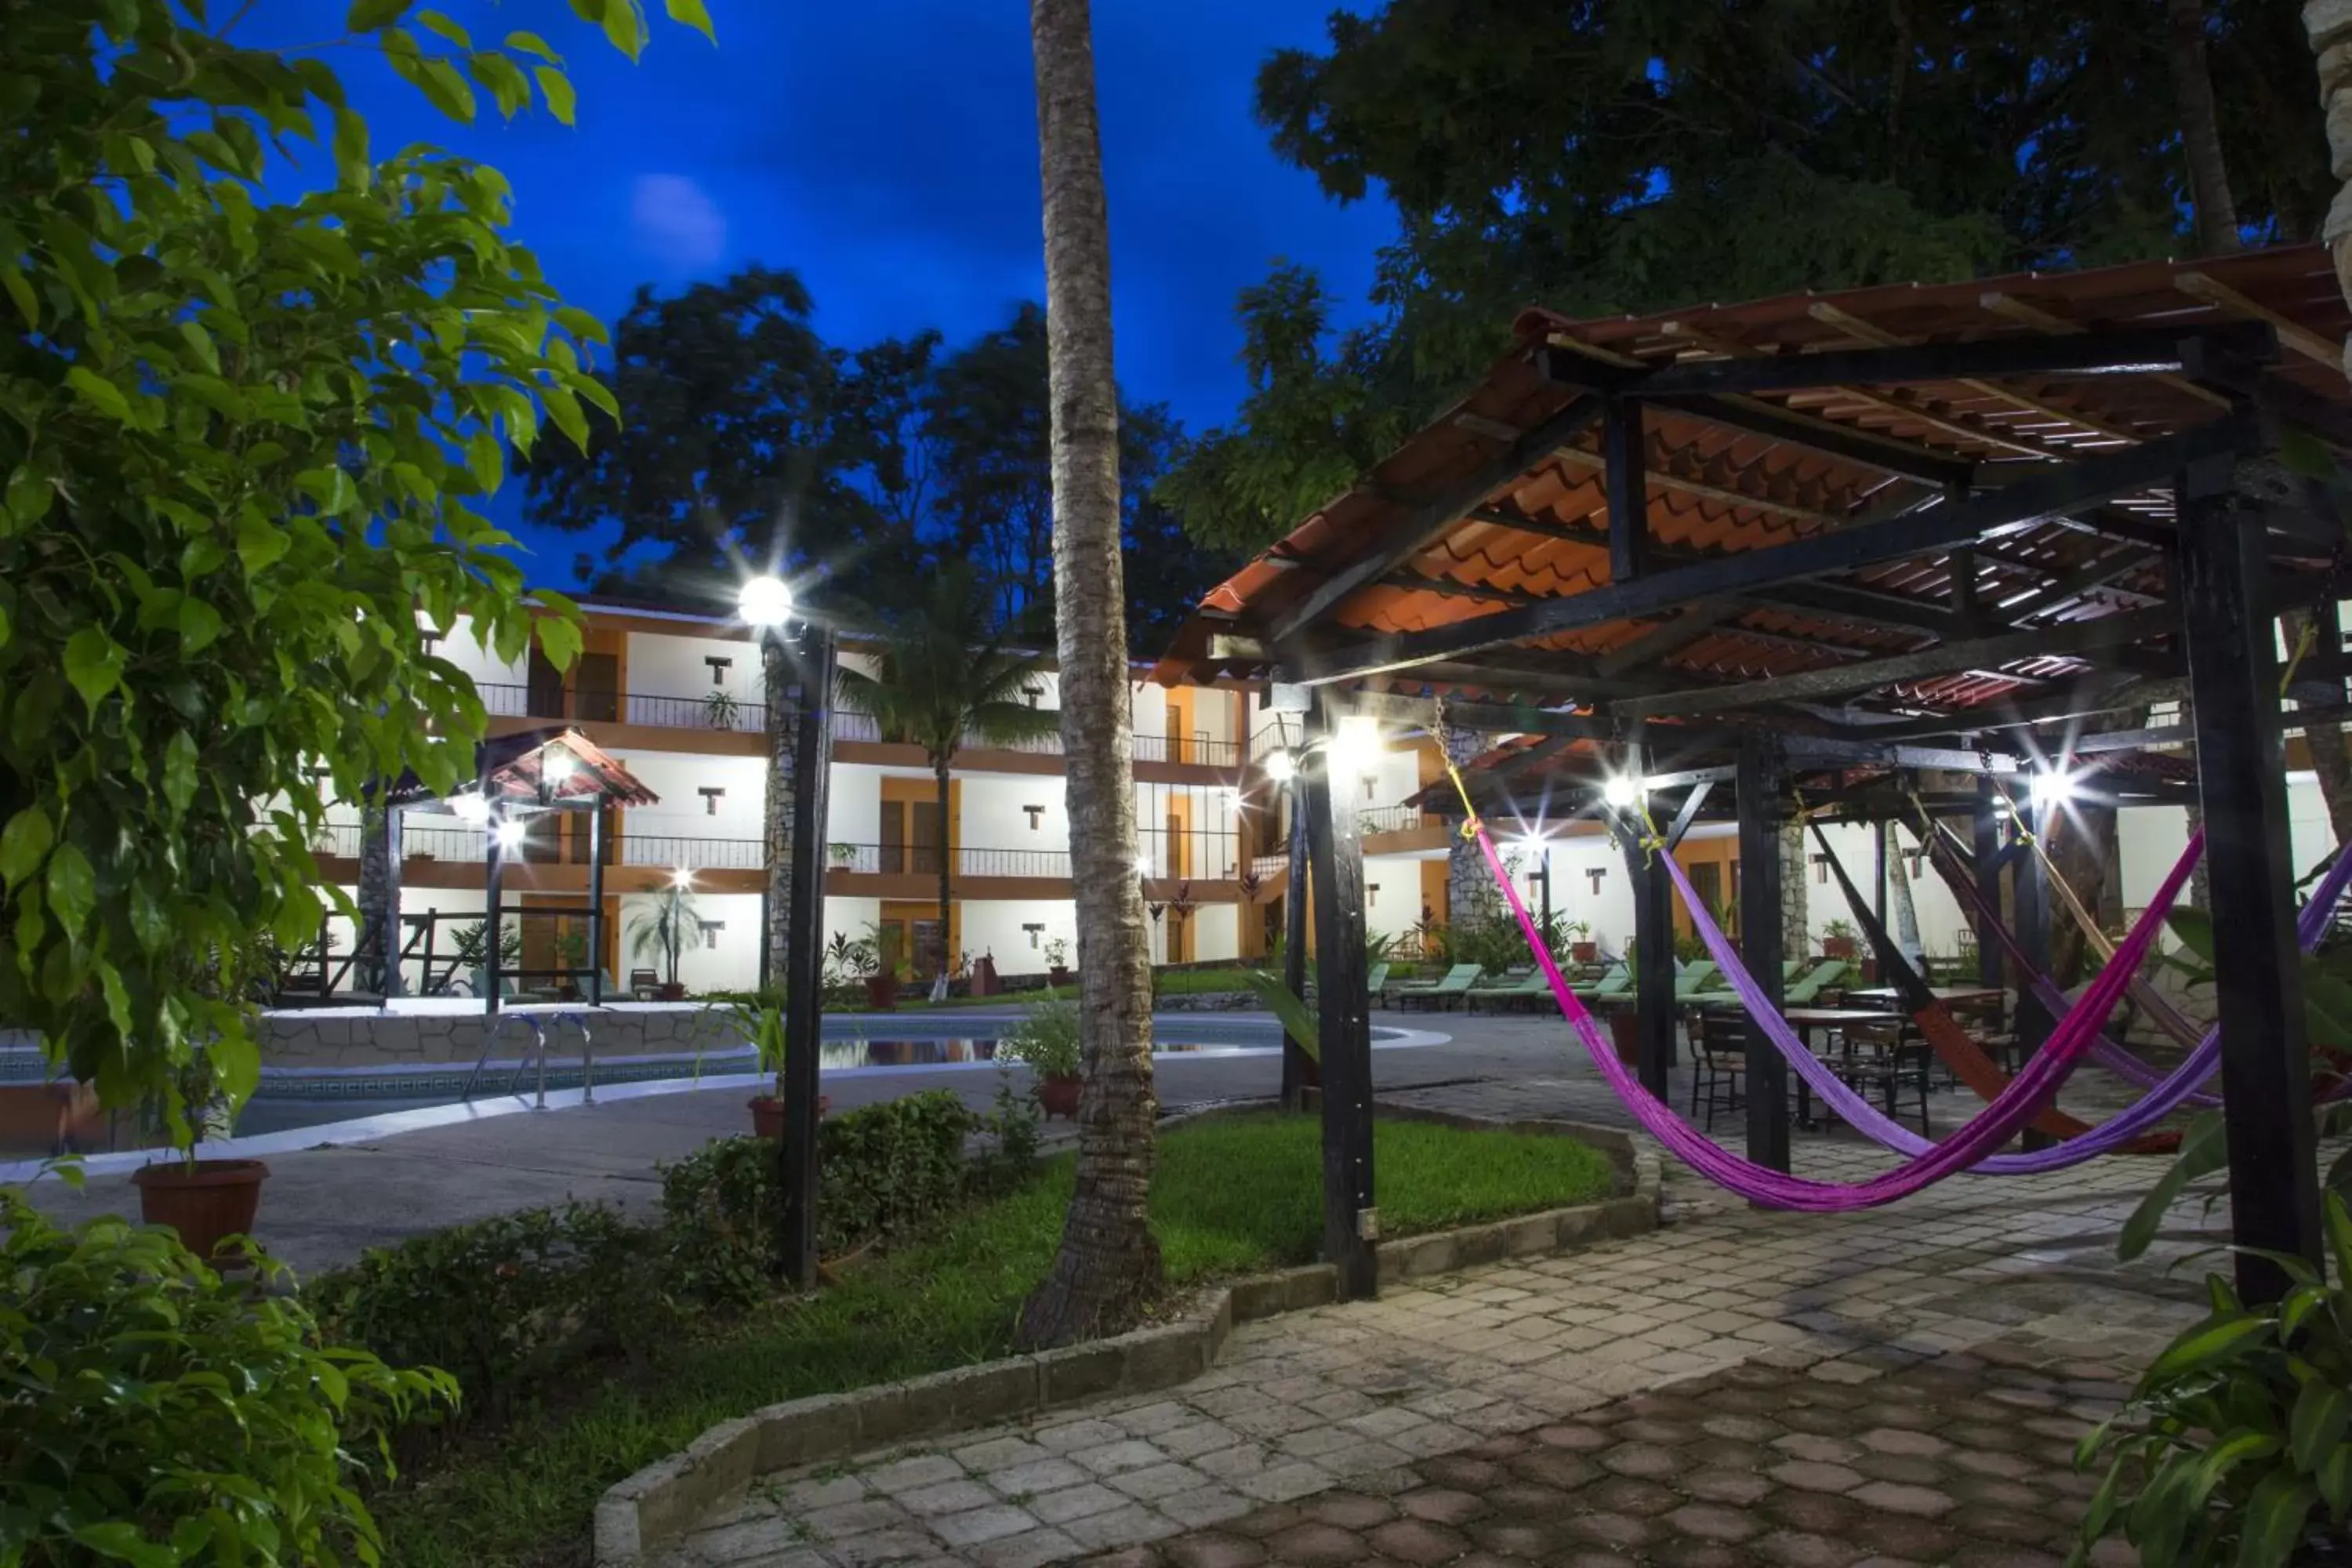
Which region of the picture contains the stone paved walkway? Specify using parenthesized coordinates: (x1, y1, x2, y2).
(657, 1123, 2207, 1568)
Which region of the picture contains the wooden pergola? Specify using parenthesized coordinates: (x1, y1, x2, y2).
(1156, 243, 2352, 1303)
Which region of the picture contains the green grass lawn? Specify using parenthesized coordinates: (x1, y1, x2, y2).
(376, 1113, 1613, 1568)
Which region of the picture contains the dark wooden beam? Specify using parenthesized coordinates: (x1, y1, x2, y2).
(779, 627, 836, 1287)
(1739, 735, 1789, 1172)
(2180, 455, 2321, 1301)
(1605, 397, 1648, 583)
(1997, 544, 2161, 622)
(1261, 397, 1606, 644)
(1294, 419, 2256, 683)
(1595, 603, 1743, 677)
(1304, 692, 1379, 1300)
(1543, 320, 2277, 399)
(1609, 607, 2175, 721)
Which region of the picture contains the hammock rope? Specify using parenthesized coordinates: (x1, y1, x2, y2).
(1440, 760, 2194, 1210)
(1802, 811, 2162, 1148)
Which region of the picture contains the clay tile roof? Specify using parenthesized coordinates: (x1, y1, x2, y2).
(1156, 244, 2352, 730)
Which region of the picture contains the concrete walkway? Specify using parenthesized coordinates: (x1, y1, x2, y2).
(652, 1079, 2208, 1568)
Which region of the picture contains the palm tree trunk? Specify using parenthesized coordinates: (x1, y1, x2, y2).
(934, 755, 954, 1001)
(1019, 0, 1163, 1348)
(2169, 0, 2241, 254)
(355, 797, 393, 995)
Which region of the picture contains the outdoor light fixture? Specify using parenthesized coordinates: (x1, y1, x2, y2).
(493, 818, 526, 851)
(451, 794, 491, 824)
(1516, 835, 1548, 855)
(1332, 714, 1382, 775)
(543, 747, 576, 787)
(2030, 769, 2075, 811)
(738, 574, 793, 630)
(1602, 774, 1646, 809)
(672, 866, 695, 890)
(1135, 855, 1153, 877)
(1263, 748, 1297, 782)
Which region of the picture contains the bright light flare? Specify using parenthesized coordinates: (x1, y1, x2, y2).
(671, 866, 695, 890)
(451, 794, 492, 824)
(493, 818, 527, 851)
(543, 746, 576, 786)
(2030, 769, 2075, 811)
(1602, 774, 1646, 809)
(1263, 749, 1297, 783)
(738, 575, 793, 629)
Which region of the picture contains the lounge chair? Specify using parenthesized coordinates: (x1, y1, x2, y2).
(1308, 961, 1391, 1007)
(1466, 968, 1551, 1012)
(1672, 960, 1719, 1000)
(1389, 963, 1483, 1011)
(1685, 957, 1852, 1009)
(1570, 964, 1632, 1004)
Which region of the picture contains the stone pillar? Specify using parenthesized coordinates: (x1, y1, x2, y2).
(1779, 822, 1809, 957)
(355, 797, 396, 995)
(760, 639, 799, 990)
(1439, 723, 1493, 927)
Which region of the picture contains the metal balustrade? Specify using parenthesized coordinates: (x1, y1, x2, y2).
(1354, 804, 1425, 836)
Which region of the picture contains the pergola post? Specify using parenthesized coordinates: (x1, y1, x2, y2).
(780, 626, 836, 1288)
(1973, 781, 2002, 994)
(586, 805, 604, 1007)
(483, 817, 504, 1020)
(2180, 456, 2321, 1298)
(1629, 749, 1677, 1099)
(1738, 735, 1789, 1171)
(2012, 798, 2055, 1152)
(1281, 779, 1311, 1112)
(1303, 691, 1377, 1300)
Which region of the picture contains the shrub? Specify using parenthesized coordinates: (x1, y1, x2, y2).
(661, 1091, 978, 1279)
(0, 1181, 453, 1566)
(996, 992, 1082, 1078)
(307, 1201, 667, 1427)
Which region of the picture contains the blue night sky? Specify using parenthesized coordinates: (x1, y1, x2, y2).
(264, 1, 1399, 586)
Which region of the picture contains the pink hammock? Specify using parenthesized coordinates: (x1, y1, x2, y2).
(1473, 822, 2196, 1210)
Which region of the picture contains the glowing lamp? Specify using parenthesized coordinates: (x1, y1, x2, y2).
(672, 866, 695, 890)
(738, 574, 793, 630)
(1263, 749, 1297, 783)
(451, 794, 492, 824)
(493, 818, 526, 851)
(1602, 774, 1646, 809)
(2030, 769, 2074, 811)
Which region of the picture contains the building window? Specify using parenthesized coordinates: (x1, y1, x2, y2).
(704, 655, 733, 684)
(699, 920, 723, 950)
(699, 786, 724, 816)
(1022, 923, 1044, 948)
(1024, 804, 1044, 830)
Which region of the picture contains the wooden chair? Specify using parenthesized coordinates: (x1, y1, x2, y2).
(1687, 1007, 1747, 1133)
(1835, 1021, 1933, 1135)
(628, 967, 661, 1000)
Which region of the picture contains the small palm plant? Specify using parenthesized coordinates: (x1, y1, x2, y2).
(834, 564, 1060, 1000)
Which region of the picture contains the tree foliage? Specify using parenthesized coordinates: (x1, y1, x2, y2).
(0, 0, 702, 1134)
(526, 284, 1233, 643)
(1164, 0, 2328, 553)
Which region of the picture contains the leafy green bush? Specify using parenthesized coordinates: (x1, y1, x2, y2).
(307, 1202, 667, 1428)
(996, 992, 1082, 1078)
(2074, 1192, 2352, 1566)
(661, 1091, 978, 1282)
(0, 1181, 453, 1566)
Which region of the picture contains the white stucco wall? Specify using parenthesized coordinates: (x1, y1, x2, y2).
(963, 774, 1069, 858)
(624, 628, 760, 706)
(1363, 854, 1433, 946)
(425, 613, 525, 691)
(1534, 829, 1639, 958)
(619, 890, 760, 994)
(826, 762, 886, 850)
(960, 898, 1078, 976)
(1191, 902, 1239, 963)
(615, 751, 768, 849)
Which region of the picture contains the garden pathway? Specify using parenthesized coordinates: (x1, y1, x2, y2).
(658, 1080, 2210, 1568)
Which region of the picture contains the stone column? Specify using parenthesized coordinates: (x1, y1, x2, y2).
(1439, 723, 1493, 927)
(1780, 822, 1810, 958)
(355, 797, 396, 995)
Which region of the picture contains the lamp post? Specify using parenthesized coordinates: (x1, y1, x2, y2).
(740, 574, 831, 1288)
(1265, 743, 1311, 1111)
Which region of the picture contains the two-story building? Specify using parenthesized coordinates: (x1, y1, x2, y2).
(306, 598, 1269, 993)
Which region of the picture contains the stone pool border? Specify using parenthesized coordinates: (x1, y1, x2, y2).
(592, 1105, 1661, 1566)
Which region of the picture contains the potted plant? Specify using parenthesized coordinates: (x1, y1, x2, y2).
(1044, 936, 1071, 985)
(131, 1049, 269, 1270)
(828, 840, 859, 869)
(627, 883, 699, 1000)
(997, 991, 1083, 1119)
(1822, 917, 1859, 961)
(726, 989, 828, 1137)
(1566, 918, 1597, 965)
(701, 688, 741, 731)
(448, 919, 522, 1000)
(861, 921, 902, 1010)
(550, 926, 586, 1000)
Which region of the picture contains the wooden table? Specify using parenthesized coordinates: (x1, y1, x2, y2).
(1779, 1007, 1905, 1127)
(1845, 985, 2003, 1009)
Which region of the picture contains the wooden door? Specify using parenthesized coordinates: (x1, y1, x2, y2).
(526, 645, 565, 718)
(572, 651, 620, 724)
(880, 801, 905, 873)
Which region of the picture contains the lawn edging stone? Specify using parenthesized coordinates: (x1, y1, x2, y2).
(592, 1102, 1656, 1566)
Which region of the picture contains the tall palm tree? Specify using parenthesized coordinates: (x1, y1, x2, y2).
(834, 564, 1058, 998)
(1018, 0, 1166, 1346)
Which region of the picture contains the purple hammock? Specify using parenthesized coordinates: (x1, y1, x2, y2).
(1475, 821, 2194, 1210)
(1911, 818, 2352, 1110)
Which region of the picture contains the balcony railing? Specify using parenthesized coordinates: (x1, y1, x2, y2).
(1355, 805, 1425, 837)
(310, 822, 760, 873)
(826, 829, 1240, 882)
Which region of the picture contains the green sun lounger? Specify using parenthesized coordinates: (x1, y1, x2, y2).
(1672, 960, 1719, 1000)
(1466, 968, 1552, 1012)
(1389, 963, 1483, 1011)
(1688, 958, 1853, 1009)
(1570, 964, 1632, 1003)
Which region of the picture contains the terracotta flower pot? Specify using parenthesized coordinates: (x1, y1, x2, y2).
(1570, 942, 1598, 964)
(1606, 1007, 1641, 1065)
(132, 1158, 270, 1269)
(656, 982, 687, 1001)
(748, 1094, 830, 1137)
(1036, 1073, 1082, 1120)
(864, 975, 898, 1010)
(1824, 937, 1857, 960)
(1048, 967, 1071, 986)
